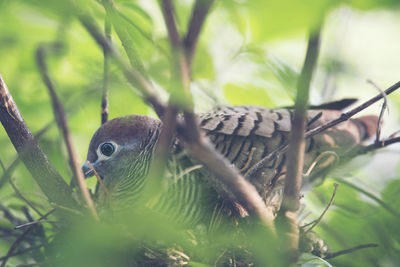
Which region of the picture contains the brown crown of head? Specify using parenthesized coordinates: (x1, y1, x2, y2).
(86, 115, 161, 163)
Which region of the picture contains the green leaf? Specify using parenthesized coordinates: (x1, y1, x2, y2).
(223, 83, 274, 106)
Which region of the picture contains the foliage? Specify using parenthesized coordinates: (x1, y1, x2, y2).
(0, 0, 400, 266)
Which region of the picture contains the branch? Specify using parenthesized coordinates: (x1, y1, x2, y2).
(245, 80, 400, 182)
(161, 0, 180, 48)
(305, 81, 400, 139)
(158, 0, 275, 231)
(0, 75, 77, 209)
(178, 115, 276, 230)
(276, 28, 321, 257)
(324, 243, 378, 260)
(183, 0, 215, 66)
(36, 46, 98, 219)
(160, 0, 192, 108)
(280, 29, 321, 213)
(0, 209, 54, 267)
(101, 17, 111, 125)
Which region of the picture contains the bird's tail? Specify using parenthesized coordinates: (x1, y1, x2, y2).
(354, 115, 379, 141)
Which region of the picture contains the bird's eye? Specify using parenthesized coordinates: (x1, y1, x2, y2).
(100, 142, 115, 156)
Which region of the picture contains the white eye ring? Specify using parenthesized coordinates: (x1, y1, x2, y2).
(96, 141, 119, 161)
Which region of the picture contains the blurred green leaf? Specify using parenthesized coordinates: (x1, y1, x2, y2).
(223, 83, 274, 106)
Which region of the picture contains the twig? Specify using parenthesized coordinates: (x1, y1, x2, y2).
(323, 243, 378, 260)
(179, 117, 276, 230)
(9, 180, 44, 218)
(367, 80, 388, 143)
(0, 245, 44, 262)
(0, 209, 54, 267)
(183, 0, 215, 66)
(36, 45, 98, 220)
(161, 0, 180, 48)
(279, 28, 321, 213)
(275, 28, 321, 258)
(160, 0, 192, 107)
(305, 81, 400, 139)
(87, 161, 109, 195)
(14, 219, 55, 230)
(0, 75, 77, 209)
(303, 183, 339, 233)
(244, 80, 400, 182)
(101, 16, 111, 125)
(157, 0, 275, 231)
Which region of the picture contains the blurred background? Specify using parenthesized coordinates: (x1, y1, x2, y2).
(0, 0, 399, 266)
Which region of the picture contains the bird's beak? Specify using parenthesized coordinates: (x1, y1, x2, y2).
(81, 162, 95, 178)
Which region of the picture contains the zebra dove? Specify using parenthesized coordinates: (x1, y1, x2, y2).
(82, 101, 377, 227)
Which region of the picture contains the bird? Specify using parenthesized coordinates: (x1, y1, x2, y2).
(81, 100, 378, 228)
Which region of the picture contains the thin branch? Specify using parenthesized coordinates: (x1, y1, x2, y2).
(0, 209, 54, 267)
(0, 75, 77, 209)
(158, 0, 275, 231)
(303, 183, 338, 233)
(87, 161, 109, 195)
(366, 80, 388, 143)
(178, 116, 276, 230)
(0, 245, 44, 262)
(101, 16, 111, 125)
(36, 45, 98, 220)
(9, 180, 45, 218)
(161, 0, 181, 48)
(160, 0, 192, 107)
(305, 81, 400, 139)
(183, 0, 214, 66)
(324, 243, 378, 260)
(279, 28, 321, 214)
(244, 80, 400, 182)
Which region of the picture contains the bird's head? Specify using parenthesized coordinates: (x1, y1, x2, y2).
(82, 115, 161, 203)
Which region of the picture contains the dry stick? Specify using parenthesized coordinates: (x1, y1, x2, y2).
(0, 209, 54, 267)
(245, 80, 400, 181)
(367, 79, 388, 143)
(0, 75, 77, 209)
(160, 0, 192, 107)
(0, 245, 44, 262)
(303, 183, 339, 233)
(87, 161, 109, 195)
(101, 17, 111, 125)
(36, 46, 98, 220)
(324, 243, 378, 260)
(276, 29, 321, 255)
(160, 0, 275, 230)
(183, 0, 215, 67)
(9, 180, 45, 218)
(305, 81, 400, 139)
(180, 125, 276, 229)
